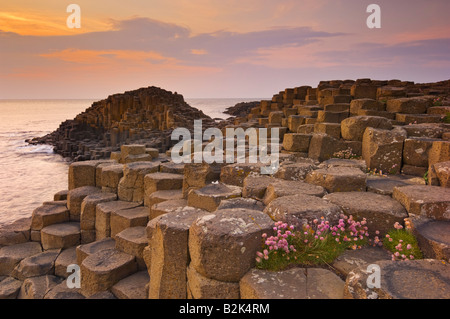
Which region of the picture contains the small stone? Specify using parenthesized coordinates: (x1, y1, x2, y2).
(44, 280, 85, 299)
(393, 185, 450, 220)
(262, 179, 326, 205)
(40, 223, 81, 251)
(31, 205, 70, 231)
(264, 194, 342, 228)
(345, 259, 450, 299)
(111, 271, 149, 299)
(217, 198, 265, 212)
(55, 247, 77, 278)
(110, 207, 149, 238)
(187, 265, 240, 299)
(80, 248, 137, 297)
(411, 216, 450, 261)
(11, 250, 60, 281)
(18, 275, 62, 299)
(0, 242, 43, 276)
(187, 183, 242, 212)
(76, 238, 116, 266)
(67, 186, 102, 222)
(332, 246, 392, 277)
(0, 277, 22, 299)
(305, 167, 367, 193)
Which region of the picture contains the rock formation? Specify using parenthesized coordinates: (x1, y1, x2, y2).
(2, 78, 449, 300)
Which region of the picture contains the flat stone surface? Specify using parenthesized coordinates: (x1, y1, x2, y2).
(393, 185, 450, 220)
(115, 227, 147, 269)
(264, 194, 342, 228)
(324, 192, 408, 235)
(345, 259, 450, 299)
(18, 275, 62, 299)
(305, 167, 367, 193)
(0, 276, 22, 299)
(0, 217, 31, 247)
(111, 271, 149, 299)
(110, 206, 149, 238)
(220, 163, 266, 187)
(403, 123, 445, 138)
(262, 179, 326, 205)
(144, 172, 183, 202)
(41, 222, 81, 250)
(76, 238, 116, 266)
(217, 198, 265, 212)
(366, 176, 410, 196)
(0, 242, 43, 276)
(80, 192, 117, 232)
(411, 216, 450, 261)
(242, 175, 276, 199)
(189, 209, 274, 282)
(95, 201, 142, 240)
(240, 268, 345, 299)
(44, 280, 85, 299)
(188, 183, 242, 212)
(80, 248, 137, 297)
(319, 158, 367, 171)
(273, 161, 317, 181)
(55, 247, 77, 278)
(160, 162, 185, 174)
(332, 246, 393, 277)
(341, 116, 392, 141)
(147, 189, 183, 209)
(31, 205, 70, 231)
(187, 265, 240, 299)
(11, 249, 60, 281)
(67, 186, 102, 222)
(118, 162, 160, 202)
(150, 199, 189, 220)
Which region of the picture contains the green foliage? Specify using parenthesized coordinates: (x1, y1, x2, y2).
(382, 221, 423, 261)
(444, 112, 450, 124)
(256, 217, 369, 272)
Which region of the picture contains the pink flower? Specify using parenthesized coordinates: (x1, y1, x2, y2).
(407, 244, 412, 250)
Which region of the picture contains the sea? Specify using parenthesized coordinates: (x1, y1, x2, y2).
(0, 98, 263, 227)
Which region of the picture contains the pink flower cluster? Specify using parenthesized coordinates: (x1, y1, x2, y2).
(391, 239, 414, 261)
(256, 221, 296, 263)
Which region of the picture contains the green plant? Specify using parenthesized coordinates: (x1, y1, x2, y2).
(444, 112, 450, 124)
(382, 220, 423, 261)
(255, 216, 369, 271)
(433, 97, 443, 106)
(423, 170, 429, 184)
(333, 148, 361, 160)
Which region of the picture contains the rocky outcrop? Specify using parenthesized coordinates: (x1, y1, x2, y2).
(28, 87, 215, 161)
(4, 78, 449, 300)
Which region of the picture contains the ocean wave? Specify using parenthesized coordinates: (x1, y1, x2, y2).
(16, 144, 55, 155)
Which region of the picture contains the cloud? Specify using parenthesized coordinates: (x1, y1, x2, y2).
(0, 16, 345, 70)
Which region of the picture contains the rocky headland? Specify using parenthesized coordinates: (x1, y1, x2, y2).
(1, 78, 450, 300)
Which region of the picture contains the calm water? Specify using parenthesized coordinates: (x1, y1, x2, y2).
(0, 98, 261, 227)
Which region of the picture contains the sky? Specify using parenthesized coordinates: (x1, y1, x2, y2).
(0, 0, 449, 99)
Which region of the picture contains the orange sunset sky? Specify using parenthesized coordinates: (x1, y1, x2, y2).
(1, 0, 449, 98)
